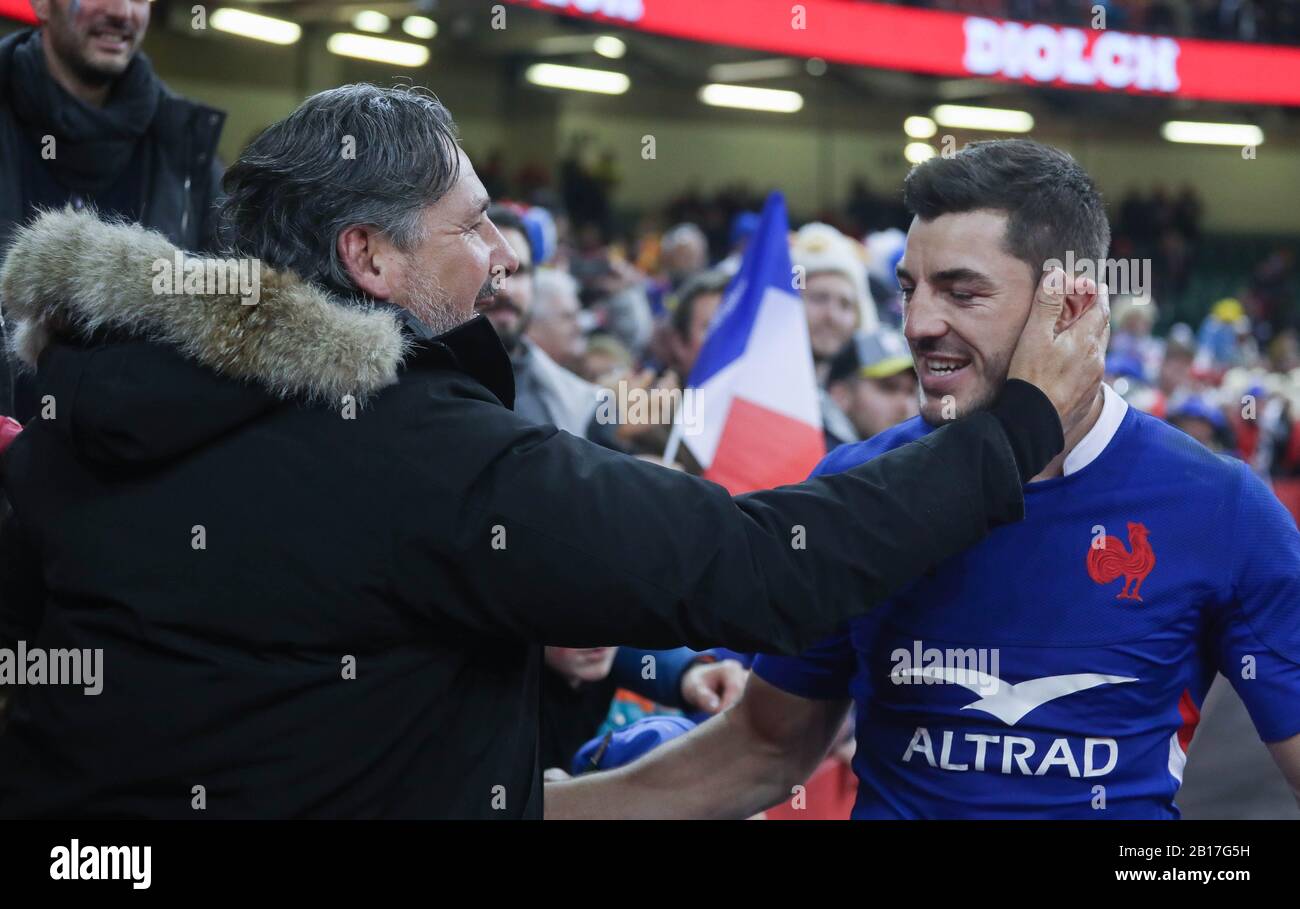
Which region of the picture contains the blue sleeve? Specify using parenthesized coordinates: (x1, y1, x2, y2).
(610, 647, 701, 708)
(1214, 465, 1300, 743)
(752, 631, 855, 700)
(748, 431, 919, 701)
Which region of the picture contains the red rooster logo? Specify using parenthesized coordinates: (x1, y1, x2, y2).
(1087, 521, 1156, 602)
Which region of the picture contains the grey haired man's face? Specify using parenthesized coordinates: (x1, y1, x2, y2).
(392, 149, 519, 335)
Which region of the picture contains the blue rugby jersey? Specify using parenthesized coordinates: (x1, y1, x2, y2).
(753, 386, 1300, 819)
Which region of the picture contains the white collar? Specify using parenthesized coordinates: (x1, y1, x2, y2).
(1061, 383, 1129, 477)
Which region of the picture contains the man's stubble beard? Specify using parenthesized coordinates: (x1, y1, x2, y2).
(918, 346, 1012, 424)
(493, 309, 531, 353)
(401, 260, 483, 338)
(47, 10, 133, 86)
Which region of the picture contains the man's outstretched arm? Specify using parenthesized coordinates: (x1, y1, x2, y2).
(545, 674, 849, 819)
(396, 272, 1106, 657)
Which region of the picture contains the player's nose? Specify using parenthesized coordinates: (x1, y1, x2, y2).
(902, 287, 948, 343)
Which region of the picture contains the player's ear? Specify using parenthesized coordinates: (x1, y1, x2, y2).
(1055, 273, 1102, 334)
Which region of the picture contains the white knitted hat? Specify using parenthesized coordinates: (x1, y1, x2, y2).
(791, 222, 878, 332)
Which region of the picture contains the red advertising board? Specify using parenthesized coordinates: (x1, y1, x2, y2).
(0, 0, 36, 26)
(505, 0, 1300, 107)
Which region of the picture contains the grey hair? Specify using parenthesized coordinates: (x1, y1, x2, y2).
(219, 84, 462, 293)
(661, 223, 707, 252)
(532, 267, 580, 318)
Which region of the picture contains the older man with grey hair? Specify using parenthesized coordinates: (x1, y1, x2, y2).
(0, 84, 1105, 818)
(528, 268, 586, 371)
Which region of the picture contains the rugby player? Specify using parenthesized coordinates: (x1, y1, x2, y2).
(546, 140, 1300, 819)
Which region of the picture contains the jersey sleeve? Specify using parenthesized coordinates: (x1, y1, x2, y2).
(752, 630, 856, 700)
(748, 442, 890, 701)
(1214, 464, 1300, 743)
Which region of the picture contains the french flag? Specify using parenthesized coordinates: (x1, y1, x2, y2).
(671, 192, 824, 494)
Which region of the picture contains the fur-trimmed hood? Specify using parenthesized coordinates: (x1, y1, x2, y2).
(1, 208, 409, 403)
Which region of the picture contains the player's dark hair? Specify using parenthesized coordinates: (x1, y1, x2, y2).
(903, 139, 1110, 280)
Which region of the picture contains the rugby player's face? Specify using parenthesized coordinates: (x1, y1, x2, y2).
(898, 211, 1035, 424)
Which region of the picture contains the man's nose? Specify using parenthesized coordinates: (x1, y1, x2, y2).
(485, 220, 520, 278)
(101, 0, 133, 21)
(902, 288, 947, 344)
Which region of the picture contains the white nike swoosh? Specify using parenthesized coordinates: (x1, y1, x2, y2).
(895, 667, 1138, 726)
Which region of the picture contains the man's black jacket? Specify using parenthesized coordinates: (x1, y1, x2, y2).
(0, 210, 1060, 818)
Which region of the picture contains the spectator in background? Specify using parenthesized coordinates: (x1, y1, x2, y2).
(1267, 330, 1300, 374)
(826, 328, 919, 443)
(793, 223, 878, 378)
(480, 205, 616, 446)
(863, 227, 908, 326)
(1108, 294, 1163, 382)
(579, 256, 654, 356)
(792, 222, 878, 449)
(664, 269, 730, 379)
(479, 206, 535, 354)
(541, 645, 747, 773)
(1197, 298, 1256, 369)
(542, 645, 621, 772)
(0, 0, 226, 419)
(580, 334, 634, 385)
(528, 268, 586, 372)
(1168, 393, 1232, 453)
(1157, 324, 1197, 399)
(659, 223, 710, 291)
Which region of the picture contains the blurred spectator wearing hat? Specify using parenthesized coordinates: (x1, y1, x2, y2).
(1109, 294, 1163, 383)
(1168, 392, 1234, 454)
(863, 228, 908, 327)
(1106, 348, 1168, 419)
(1197, 298, 1259, 371)
(826, 328, 919, 445)
(792, 223, 880, 449)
